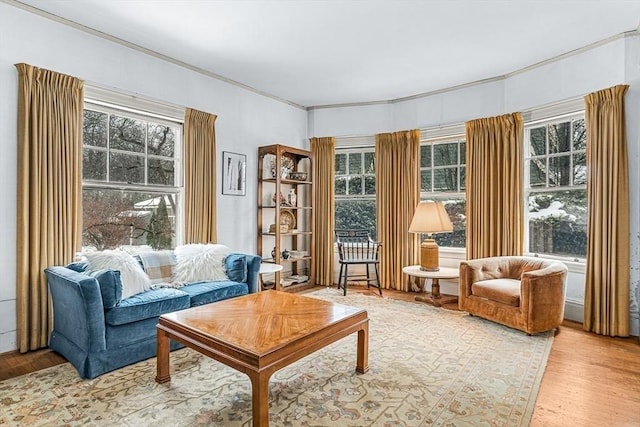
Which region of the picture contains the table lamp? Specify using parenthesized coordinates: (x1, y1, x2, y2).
(409, 201, 453, 271)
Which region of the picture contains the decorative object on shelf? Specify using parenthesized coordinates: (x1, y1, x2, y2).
(279, 209, 296, 230)
(281, 249, 290, 259)
(269, 155, 294, 179)
(272, 191, 291, 207)
(269, 224, 289, 233)
(222, 151, 246, 196)
(287, 188, 297, 207)
(408, 201, 453, 271)
(288, 171, 308, 181)
(289, 250, 308, 259)
(271, 247, 276, 260)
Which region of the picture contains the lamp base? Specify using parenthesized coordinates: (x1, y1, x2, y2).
(419, 238, 440, 271)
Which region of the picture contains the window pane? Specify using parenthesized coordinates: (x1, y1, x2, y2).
(528, 190, 587, 258)
(110, 153, 144, 184)
(529, 127, 546, 156)
(83, 148, 107, 181)
(433, 167, 458, 191)
(548, 155, 571, 187)
(335, 153, 346, 175)
(110, 115, 146, 153)
(460, 142, 466, 164)
(348, 153, 362, 174)
(573, 153, 586, 185)
(148, 158, 175, 186)
(335, 176, 347, 195)
(83, 110, 108, 148)
(573, 119, 586, 151)
(335, 199, 376, 240)
(528, 159, 546, 187)
(420, 145, 431, 168)
(348, 176, 363, 195)
(548, 122, 570, 154)
(433, 143, 457, 166)
(364, 152, 375, 173)
(148, 123, 175, 157)
(460, 166, 466, 191)
(364, 176, 376, 195)
(421, 169, 431, 192)
(82, 188, 177, 251)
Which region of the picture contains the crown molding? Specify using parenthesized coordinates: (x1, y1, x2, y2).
(3, 0, 307, 111)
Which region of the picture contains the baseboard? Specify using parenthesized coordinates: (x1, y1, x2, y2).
(563, 299, 640, 337)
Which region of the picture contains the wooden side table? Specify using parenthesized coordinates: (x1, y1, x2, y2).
(402, 265, 459, 307)
(258, 263, 283, 291)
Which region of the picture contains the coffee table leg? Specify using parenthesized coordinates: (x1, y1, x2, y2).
(155, 328, 171, 384)
(356, 320, 369, 374)
(248, 371, 271, 427)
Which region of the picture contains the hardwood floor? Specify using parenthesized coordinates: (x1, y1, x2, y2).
(1, 285, 639, 426)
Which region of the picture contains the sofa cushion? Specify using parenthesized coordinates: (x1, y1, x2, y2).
(105, 288, 190, 326)
(225, 254, 247, 283)
(136, 250, 176, 284)
(181, 281, 248, 307)
(88, 269, 123, 309)
(472, 278, 521, 307)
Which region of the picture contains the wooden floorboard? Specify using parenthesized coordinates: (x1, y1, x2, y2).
(1, 284, 638, 426)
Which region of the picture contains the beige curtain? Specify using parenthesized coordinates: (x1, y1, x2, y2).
(310, 137, 335, 286)
(15, 63, 84, 352)
(584, 85, 630, 337)
(375, 130, 420, 291)
(183, 108, 217, 243)
(465, 113, 524, 259)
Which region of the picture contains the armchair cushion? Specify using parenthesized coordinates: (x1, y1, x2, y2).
(472, 278, 521, 307)
(87, 269, 123, 310)
(105, 288, 190, 326)
(225, 253, 247, 283)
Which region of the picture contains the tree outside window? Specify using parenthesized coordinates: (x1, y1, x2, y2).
(335, 149, 376, 239)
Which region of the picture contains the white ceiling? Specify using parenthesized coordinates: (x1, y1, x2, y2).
(15, 0, 640, 108)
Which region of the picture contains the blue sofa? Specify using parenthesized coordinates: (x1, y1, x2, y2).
(44, 252, 260, 379)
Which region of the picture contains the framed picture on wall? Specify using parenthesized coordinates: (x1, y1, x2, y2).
(222, 151, 246, 196)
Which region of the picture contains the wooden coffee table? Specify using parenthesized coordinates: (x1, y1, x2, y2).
(155, 290, 369, 427)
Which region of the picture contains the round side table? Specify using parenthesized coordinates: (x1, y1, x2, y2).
(402, 265, 459, 307)
(258, 263, 283, 291)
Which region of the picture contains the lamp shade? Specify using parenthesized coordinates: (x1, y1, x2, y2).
(409, 201, 453, 234)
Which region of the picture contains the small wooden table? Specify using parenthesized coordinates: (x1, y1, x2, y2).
(402, 265, 459, 307)
(155, 290, 369, 427)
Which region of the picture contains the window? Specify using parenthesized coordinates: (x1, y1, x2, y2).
(334, 148, 376, 238)
(82, 102, 182, 251)
(525, 114, 587, 260)
(420, 135, 466, 248)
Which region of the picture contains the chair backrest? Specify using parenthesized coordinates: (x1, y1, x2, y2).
(335, 229, 380, 261)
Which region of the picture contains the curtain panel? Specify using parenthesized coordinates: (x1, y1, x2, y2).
(375, 130, 420, 291)
(183, 108, 218, 244)
(465, 113, 524, 260)
(310, 137, 335, 286)
(583, 85, 630, 337)
(15, 63, 84, 352)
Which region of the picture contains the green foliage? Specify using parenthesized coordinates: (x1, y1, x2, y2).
(146, 197, 172, 249)
(335, 199, 377, 240)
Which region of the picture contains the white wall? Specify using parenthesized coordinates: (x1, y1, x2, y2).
(0, 4, 307, 353)
(309, 36, 639, 335)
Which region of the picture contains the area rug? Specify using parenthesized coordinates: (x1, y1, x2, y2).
(0, 288, 553, 426)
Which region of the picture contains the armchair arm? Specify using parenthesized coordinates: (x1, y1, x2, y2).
(45, 267, 107, 353)
(521, 264, 568, 328)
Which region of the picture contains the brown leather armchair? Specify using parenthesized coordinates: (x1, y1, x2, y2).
(459, 256, 568, 335)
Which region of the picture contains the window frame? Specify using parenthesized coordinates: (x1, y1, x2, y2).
(523, 112, 587, 263)
(82, 98, 185, 249)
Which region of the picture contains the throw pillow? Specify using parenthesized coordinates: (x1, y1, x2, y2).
(87, 269, 123, 309)
(225, 253, 247, 282)
(83, 250, 152, 299)
(173, 244, 231, 284)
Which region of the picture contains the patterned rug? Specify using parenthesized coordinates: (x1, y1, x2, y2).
(0, 288, 553, 426)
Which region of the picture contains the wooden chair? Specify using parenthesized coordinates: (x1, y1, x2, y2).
(335, 229, 382, 296)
